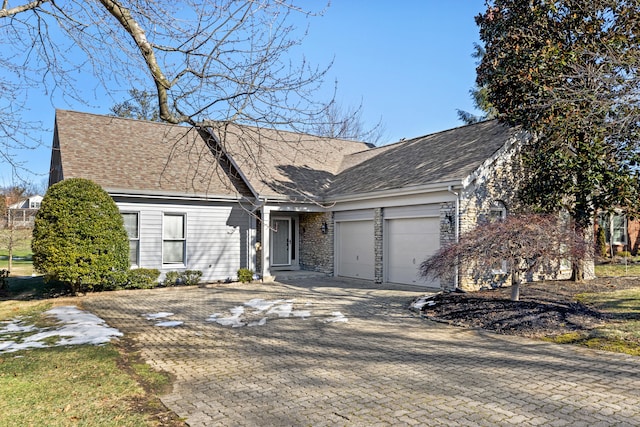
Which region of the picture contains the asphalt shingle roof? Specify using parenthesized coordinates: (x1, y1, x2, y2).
(53, 110, 246, 198)
(210, 123, 370, 199)
(52, 111, 516, 201)
(327, 120, 515, 197)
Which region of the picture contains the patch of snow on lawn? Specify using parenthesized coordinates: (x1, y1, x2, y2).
(0, 319, 37, 334)
(0, 306, 122, 354)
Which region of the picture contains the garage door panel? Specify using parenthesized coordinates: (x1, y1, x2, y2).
(337, 220, 374, 280)
(387, 217, 439, 287)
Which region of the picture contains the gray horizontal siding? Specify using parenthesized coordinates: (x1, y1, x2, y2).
(117, 201, 250, 283)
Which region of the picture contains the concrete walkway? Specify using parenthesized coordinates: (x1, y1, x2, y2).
(83, 279, 640, 426)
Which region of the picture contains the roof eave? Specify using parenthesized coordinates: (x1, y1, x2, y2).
(105, 188, 246, 202)
(325, 180, 465, 203)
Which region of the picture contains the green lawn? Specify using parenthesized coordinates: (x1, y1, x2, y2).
(546, 287, 640, 356)
(0, 229, 33, 276)
(0, 299, 183, 426)
(0, 345, 152, 426)
(0, 259, 33, 277)
(595, 263, 640, 277)
(0, 229, 33, 258)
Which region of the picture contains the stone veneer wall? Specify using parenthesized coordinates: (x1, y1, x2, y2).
(438, 202, 457, 290)
(456, 141, 523, 290)
(455, 140, 576, 290)
(299, 212, 334, 274)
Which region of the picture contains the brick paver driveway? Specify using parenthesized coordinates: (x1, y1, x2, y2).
(83, 279, 640, 426)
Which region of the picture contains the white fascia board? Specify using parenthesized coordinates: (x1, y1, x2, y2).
(106, 188, 246, 203)
(258, 196, 332, 212)
(263, 205, 328, 213)
(326, 180, 464, 204)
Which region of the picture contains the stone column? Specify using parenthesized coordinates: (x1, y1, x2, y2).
(261, 207, 273, 281)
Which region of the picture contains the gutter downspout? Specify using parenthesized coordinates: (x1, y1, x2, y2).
(447, 185, 460, 290)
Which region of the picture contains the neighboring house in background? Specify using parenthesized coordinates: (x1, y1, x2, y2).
(6, 195, 43, 227)
(9, 195, 43, 210)
(596, 212, 640, 256)
(49, 110, 572, 290)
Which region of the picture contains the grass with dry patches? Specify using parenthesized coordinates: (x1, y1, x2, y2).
(0, 300, 183, 426)
(595, 263, 640, 277)
(545, 288, 640, 356)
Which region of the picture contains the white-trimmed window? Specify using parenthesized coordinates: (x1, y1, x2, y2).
(122, 212, 140, 266)
(489, 201, 507, 222)
(163, 213, 186, 265)
(598, 212, 627, 245)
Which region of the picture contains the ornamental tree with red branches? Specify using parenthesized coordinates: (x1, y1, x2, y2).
(419, 214, 586, 301)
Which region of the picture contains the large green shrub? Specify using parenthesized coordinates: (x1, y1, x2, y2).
(32, 178, 130, 294)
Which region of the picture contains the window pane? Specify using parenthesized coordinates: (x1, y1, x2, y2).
(609, 214, 625, 244)
(164, 215, 184, 239)
(129, 240, 139, 265)
(163, 241, 184, 264)
(489, 209, 505, 222)
(613, 215, 625, 228)
(122, 213, 139, 239)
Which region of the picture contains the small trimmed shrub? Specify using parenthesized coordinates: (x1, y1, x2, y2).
(162, 271, 180, 287)
(32, 178, 129, 294)
(237, 268, 254, 283)
(125, 268, 161, 289)
(162, 270, 202, 287)
(181, 270, 202, 286)
(617, 250, 632, 258)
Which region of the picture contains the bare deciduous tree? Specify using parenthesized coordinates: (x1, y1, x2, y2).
(420, 214, 586, 301)
(0, 186, 34, 273)
(2, 0, 340, 169)
(110, 89, 161, 122)
(308, 101, 386, 145)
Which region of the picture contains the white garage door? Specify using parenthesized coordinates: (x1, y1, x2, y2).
(336, 220, 375, 280)
(387, 217, 440, 286)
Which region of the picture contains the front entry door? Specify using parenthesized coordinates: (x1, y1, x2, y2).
(271, 218, 291, 266)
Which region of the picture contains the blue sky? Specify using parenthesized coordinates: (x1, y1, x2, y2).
(1, 1, 486, 188)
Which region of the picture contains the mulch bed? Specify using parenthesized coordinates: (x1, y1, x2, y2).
(414, 277, 640, 338)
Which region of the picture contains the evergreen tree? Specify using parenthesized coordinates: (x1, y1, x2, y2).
(476, 0, 640, 279)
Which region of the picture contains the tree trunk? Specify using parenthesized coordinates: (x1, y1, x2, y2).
(572, 222, 595, 282)
(571, 260, 584, 282)
(510, 270, 521, 302)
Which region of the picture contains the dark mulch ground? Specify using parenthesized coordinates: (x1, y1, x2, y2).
(415, 277, 640, 338)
